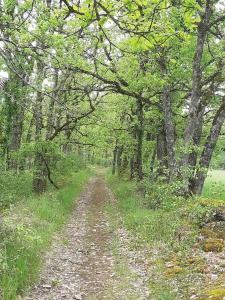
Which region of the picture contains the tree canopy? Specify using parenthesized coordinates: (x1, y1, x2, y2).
(0, 0, 224, 195)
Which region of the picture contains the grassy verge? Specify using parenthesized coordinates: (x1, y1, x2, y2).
(202, 170, 225, 200)
(0, 169, 90, 300)
(106, 172, 225, 300)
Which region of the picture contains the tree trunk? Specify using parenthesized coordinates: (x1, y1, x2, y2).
(192, 102, 225, 195)
(157, 129, 168, 177)
(112, 143, 117, 175)
(182, 1, 213, 166)
(135, 98, 144, 180)
(159, 57, 177, 181)
(7, 105, 26, 170)
(130, 156, 135, 180)
(116, 145, 123, 175)
(6, 74, 27, 170)
(122, 155, 129, 173)
(150, 144, 157, 177)
(26, 116, 34, 143)
(46, 69, 59, 140)
(33, 62, 47, 193)
(188, 106, 205, 190)
(62, 115, 72, 154)
(180, 2, 213, 195)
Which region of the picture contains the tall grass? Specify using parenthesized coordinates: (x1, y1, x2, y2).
(106, 170, 225, 299)
(202, 169, 225, 201)
(0, 169, 89, 300)
(106, 174, 194, 248)
(106, 174, 183, 299)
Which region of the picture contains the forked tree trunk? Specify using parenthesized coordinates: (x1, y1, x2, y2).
(182, 1, 213, 167)
(181, 2, 213, 195)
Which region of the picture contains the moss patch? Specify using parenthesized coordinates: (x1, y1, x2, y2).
(202, 238, 224, 252)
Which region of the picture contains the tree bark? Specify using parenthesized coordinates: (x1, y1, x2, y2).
(188, 106, 205, 190)
(6, 74, 28, 170)
(192, 102, 225, 195)
(159, 56, 177, 181)
(183, 1, 213, 165)
(46, 69, 59, 140)
(130, 156, 135, 180)
(62, 115, 72, 154)
(116, 145, 123, 175)
(135, 98, 144, 180)
(7, 105, 26, 170)
(33, 62, 47, 193)
(150, 143, 157, 177)
(157, 129, 168, 177)
(112, 143, 117, 175)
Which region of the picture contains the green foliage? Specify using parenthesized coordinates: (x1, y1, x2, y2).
(140, 178, 184, 210)
(106, 171, 225, 299)
(0, 171, 33, 208)
(106, 173, 195, 250)
(0, 154, 87, 209)
(187, 197, 225, 227)
(54, 153, 86, 177)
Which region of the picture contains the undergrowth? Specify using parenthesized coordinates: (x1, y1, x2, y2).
(0, 168, 90, 300)
(106, 171, 225, 300)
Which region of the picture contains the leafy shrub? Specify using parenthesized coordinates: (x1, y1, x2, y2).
(139, 178, 184, 211)
(54, 153, 86, 177)
(0, 171, 33, 208)
(187, 198, 225, 226)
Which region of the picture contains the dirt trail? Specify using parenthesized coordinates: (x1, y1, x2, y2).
(23, 176, 150, 300)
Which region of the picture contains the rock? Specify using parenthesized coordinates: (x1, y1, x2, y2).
(214, 208, 225, 222)
(201, 222, 225, 240)
(211, 274, 218, 280)
(203, 238, 224, 253)
(74, 294, 83, 300)
(165, 261, 174, 268)
(42, 284, 51, 289)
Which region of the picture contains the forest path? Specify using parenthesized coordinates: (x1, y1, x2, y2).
(22, 174, 150, 300)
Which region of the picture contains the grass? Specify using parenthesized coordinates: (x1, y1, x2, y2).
(202, 169, 225, 200)
(0, 169, 90, 300)
(106, 174, 194, 249)
(106, 170, 225, 300)
(0, 171, 33, 209)
(105, 173, 187, 299)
